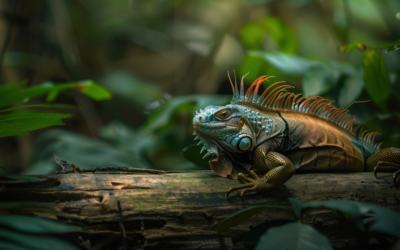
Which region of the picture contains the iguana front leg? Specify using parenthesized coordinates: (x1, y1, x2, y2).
(227, 145, 295, 198)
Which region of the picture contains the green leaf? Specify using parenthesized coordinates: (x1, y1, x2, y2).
(339, 42, 366, 52)
(289, 198, 400, 237)
(145, 96, 195, 133)
(0, 104, 77, 113)
(0, 80, 111, 108)
(249, 51, 323, 77)
(0, 215, 81, 234)
(0, 228, 80, 250)
(260, 16, 299, 54)
(239, 17, 299, 54)
(0, 114, 71, 138)
(0, 112, 70, 121)
(302, 67, 340, 97)
(2, 175, 47, 182)
(233, 220, 293, 250)
(182, 143, 209, 169)
(26, 128, 154, 174)
(254, 221, 333, 250)
(216, 206, 295, 234)
(75, 80, 112, 101)
(46, 89, 60, 102)
(338, 76, 364, 108)
(239, 21, 265, 50)
(362, 48, 390, 112)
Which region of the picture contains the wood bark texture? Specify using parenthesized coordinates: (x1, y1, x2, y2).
(1, 170, 399, 250)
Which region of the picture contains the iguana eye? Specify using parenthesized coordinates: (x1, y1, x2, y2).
(216, 110, 231, 119)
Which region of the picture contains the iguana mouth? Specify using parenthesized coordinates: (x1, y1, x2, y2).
(193, 123, 240, 129)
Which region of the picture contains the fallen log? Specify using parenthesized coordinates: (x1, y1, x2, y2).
(1, 170, 399, 249)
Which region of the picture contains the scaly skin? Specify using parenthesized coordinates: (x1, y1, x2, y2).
(192, 74, 400, 198)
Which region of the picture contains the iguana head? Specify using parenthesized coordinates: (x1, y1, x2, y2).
(192, 104, 256, 177)
(193, 104, 255, 153)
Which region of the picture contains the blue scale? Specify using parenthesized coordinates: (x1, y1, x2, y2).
(265, 131, 269, 135)
(226, 136, 235, 144)
(268, 124, 272, 128)
(231, 138, 240, 147)
(257, 122, 261, 126)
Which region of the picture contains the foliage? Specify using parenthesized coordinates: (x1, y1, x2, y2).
(239, 16, 299, 82)
(255, 221, 333, 250)
(217, 198, 400, 249)
(0, 204, 82, 250)
(0, 80, 111, 138)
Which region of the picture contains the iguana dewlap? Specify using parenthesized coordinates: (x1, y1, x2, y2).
(192, 74, 400, 197)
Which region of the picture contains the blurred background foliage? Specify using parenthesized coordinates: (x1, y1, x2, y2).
(0, 0, 399, 175)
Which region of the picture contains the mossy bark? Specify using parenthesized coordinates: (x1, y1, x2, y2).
(1, 170, 399, 249)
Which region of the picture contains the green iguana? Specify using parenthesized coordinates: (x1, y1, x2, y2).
(192, 73, 400, 197)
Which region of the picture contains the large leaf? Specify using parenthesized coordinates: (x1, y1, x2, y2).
(26, 127, 153, 175)
(0, 215, 81, 234)
(362, 48, 390, 112)
(254, 221, 333, 250)
(0, 113, 71, 138)
(0, 104, 76, 113)
(302, 67, 340, 97)
(233, 220, 293, 250)
(216, 205, 295, 234)
(248, 51, 323, 77)
(289, 198, 400, 237)
(247, 51, 360, 78)
(0, 228, 80, 250)
(0, 112, 70, 121)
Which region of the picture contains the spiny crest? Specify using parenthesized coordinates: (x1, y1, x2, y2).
(227, 72, 381, 149)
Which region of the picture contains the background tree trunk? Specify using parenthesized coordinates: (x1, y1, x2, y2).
(1, 170, 399, 250)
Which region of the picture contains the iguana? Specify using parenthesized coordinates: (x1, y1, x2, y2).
(192, 73, 400, 197)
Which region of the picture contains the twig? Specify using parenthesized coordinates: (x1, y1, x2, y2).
(117, 201, 127, 250)
(55, 166, 166, 174)
(345, 100, 371, 110)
